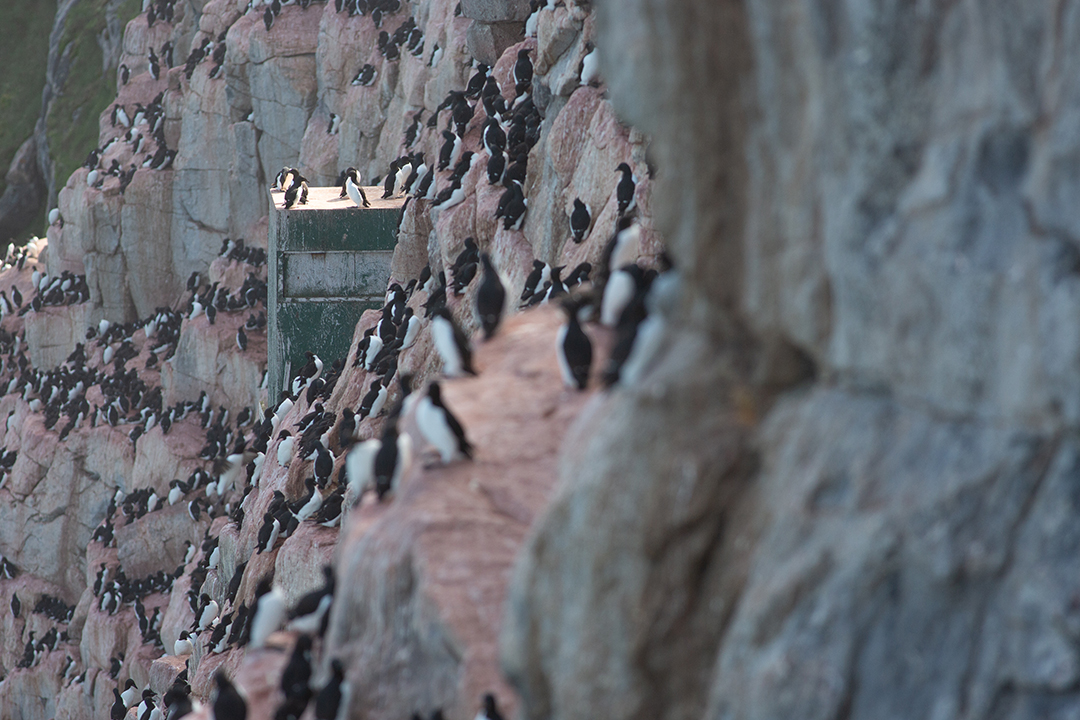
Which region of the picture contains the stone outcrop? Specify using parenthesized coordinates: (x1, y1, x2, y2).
(31, 0, 1075, 719)
(0, 2, 656, 719)
(500, 3, 1080, 720)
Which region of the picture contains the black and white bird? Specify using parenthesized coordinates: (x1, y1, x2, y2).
(284, 179, 309, 209)
(111, 689, 127, 720)
(601, 263, 645, 327)
(212, 671, 247, 720)
(285, 565, 334, 635)
(293, 477, 325, 522)
(569, 198, 591, 243)
(341, 167, 371, 208)
(520, 260, 549, 302)
(256, 511, 281, 554)
(277, 430, 295, 467)
(358, 379, 388, 420)
(174, 630, 194, 656)
(194, 593, 219, 631)
(497, 182, 527, 230)
(557, 299, 592, 390)
(345, 438, 380, 506)
(121, 679, 140, 707)
(398, 307, 421, 349)
(292, 351, 324, 395)
(482, 118, 506, 156)
(438, 130, 462, 171)
(601, 269, 654, 387)
(486, 150, 506, 185)
(580, 45, 600, 86)
(416, 381, 473, 464)
(475, 693, 506, 720)
(314, 488, 344, 527)
(279, 635, 314, 706)
(373, 418, 412, 500)
(249, 577, 286, 649)
(314, 659, 349, 720)
(352, 64, 377, 86)
(513, 48, 533, 95)
(615, 162, 637, 216)
(475, 253, 505, 339)
(314, 444, 335, 484)
(599, 217, 643, 283)
(431, 307, 476, 377)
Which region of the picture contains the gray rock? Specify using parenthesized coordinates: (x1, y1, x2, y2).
(502, 3, 1080, 720)
(461, 0, 533, 23)
(466, 20, 526, 67)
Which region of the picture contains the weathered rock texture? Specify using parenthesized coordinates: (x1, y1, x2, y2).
(501, 2, 1080, 720)
(2, 1, 655, 719)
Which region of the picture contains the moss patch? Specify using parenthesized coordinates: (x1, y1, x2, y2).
(0, 2, 55, 226)
(45, 0, 142, 209)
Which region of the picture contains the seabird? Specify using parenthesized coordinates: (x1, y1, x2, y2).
(475, 693, 506, 720)
(279, 635, 314, 704)
(580, 46, 599, 86)
(285, 565, 334, 635)
(121, 679, 140, 708)
(373, 418, 411, 500)
(601, 263, 645, 327)
(313, 659, 348, 720)
(431, 307, 476, 377)
(358, 379, 388, 420)
(352, 64, 377, 86)
(486, 151, 506, 185)
(196, 594, 219, 630)
(569, 198, 591, 243)
(438, 130, 462, 171)
(416, 381, 473, 464)
(212, 671, 247, 720)
(111, 689, 127, 720)
(342, 168, 371, 208)
(398, 308, 420, 349)
(557, 298, 592, 390)
(249, 578, 286, 648)
(615, 162, 637, 216)
(256, 512, 281, 554)
(513, 48, 533, 95)
(520, 260, 549, 302)
(475, 253, 505, 339)
(173, 630, 193, 656)
(294, 477, 325, 522)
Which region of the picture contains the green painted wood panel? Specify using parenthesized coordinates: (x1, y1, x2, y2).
(267, 186, 404, 400)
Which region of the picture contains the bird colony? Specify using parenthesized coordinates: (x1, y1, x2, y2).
(1, 0, 667, 718)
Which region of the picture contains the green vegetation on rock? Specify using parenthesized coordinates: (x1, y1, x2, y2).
(46, 0, 142, 199)
(0, 2, 55, 200)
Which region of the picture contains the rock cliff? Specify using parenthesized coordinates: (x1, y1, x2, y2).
(2, 1, 1069, 720)
(502, 2, 1080, 720)
(0, 1, 654, 719)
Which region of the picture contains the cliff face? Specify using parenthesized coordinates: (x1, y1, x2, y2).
(4, 1, 1070, 719)
(0, 1, 651, 719)
(503, 2, 1080, 720)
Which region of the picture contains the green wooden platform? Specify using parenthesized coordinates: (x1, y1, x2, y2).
(268, 185, 405, 400)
